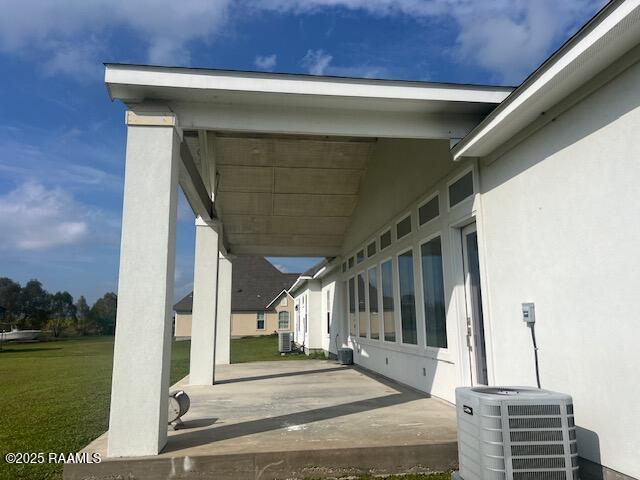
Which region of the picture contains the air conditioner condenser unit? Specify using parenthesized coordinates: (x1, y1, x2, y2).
(455, 386, 577, 480)
(278, 331, 293, 353)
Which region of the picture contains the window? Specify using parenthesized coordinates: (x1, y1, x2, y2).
(367, 241, 376, 257)
(342, 262, 346, 273)
(358, 272, 367, 338)
(421, 237, 447, 348)
(381, 260, 395, 342)
(368, 267, 379, 340)
(348, 256, 354, 269)
(357, 249, 365, 264)
(280, 296, 288, 307)
(396, 214, 412, 239)
(278, 311, 290, 330)
(419, 195, 439, 225)
(380, 230, 392, 250)
(348, 277, 356, 336)
(398, 250, 417, 344)
(257, 312, 265, 330)
(449, 171, 474, 207)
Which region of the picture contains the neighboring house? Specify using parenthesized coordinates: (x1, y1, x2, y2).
(173, 256, 297, 339)
(105, 2, 640, 477)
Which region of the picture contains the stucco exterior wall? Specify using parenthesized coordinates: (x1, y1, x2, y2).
(321, 270, 345, 355)
(174, 313, 192, 338)
(174, 294, 294, 339)
(292, 280, 324, 351)
(231, 299, 294, 337)
(477, 58, 640, 478)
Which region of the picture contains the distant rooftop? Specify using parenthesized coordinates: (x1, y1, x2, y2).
(174, 257, 298, 313)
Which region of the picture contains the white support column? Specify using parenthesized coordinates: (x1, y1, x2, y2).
(215, 254, 232, 367)
(108, 114, 180, 457)
(189, 217, 220, 385)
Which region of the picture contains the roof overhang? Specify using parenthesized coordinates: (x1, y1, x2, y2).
(288, 276, 312, 295)
(105, 64, 512, 140)
(452, 0, 640, 161)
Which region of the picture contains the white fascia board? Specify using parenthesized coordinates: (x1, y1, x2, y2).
(105, 64, 512, 105)
(288, 276, 311, 295)
(452, 0, 640, 160)
(312, 266, 327, 279)
(264, 289, 293, 309)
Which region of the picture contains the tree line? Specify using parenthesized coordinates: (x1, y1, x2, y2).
(0, 277, 117, 337)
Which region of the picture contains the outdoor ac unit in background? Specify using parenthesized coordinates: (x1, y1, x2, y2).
(455, 386, 577, 480)
(278, 332, 292, 353)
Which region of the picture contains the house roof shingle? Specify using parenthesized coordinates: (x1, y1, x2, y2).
(173, 257, 299, 313)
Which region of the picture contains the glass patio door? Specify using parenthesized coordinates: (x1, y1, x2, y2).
(462, 223, 488, 385)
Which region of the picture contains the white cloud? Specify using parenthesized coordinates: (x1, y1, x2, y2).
(258, 0, 603, 83)
(0, 0, 233, 77)
(0, 0, 604, 83)
(0, 182, 95, 251)
(301, 49, 388, 78)
(254, 54, 278, 71)
(449, 0, 605, 83)
(301, 49, 333, 75)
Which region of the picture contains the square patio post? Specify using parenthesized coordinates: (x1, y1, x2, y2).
(108, 112, 180, 457)
(215, 253, 232, 368)
(189, 217, 220, 385)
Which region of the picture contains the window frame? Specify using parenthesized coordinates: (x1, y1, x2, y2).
(417, 191, 440, 228)
(379, 255, 397, 344)
(379, 229, 392, 251)
(256, 311, 266, 330)
(278, 311, 290, 330)
(395, 245, 419, 346)
(367, 265, 380, 341)
(395, 212, 413, 241)
(447, 167, 475, 210)
(356, 270, 368, 339)
(418, 231, 448, 351)
(347, 276, 356, 337)
(366, 239, 377, 258)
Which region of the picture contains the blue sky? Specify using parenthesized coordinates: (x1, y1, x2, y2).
(0, 0, 604, 304)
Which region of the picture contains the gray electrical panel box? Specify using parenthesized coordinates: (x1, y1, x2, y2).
(522, 303, 536, 323)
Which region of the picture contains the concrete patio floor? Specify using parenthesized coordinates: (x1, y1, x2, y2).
(66, 360, 458, 480)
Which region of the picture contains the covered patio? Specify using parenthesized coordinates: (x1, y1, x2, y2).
(68, 360, 457, 479)
(97, 63, 511, 470)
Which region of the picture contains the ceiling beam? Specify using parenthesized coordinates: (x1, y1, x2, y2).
(178, 138, 215, 221)
(171, 102, 485, 140)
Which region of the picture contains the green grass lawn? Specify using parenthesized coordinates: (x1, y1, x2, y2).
(0, 334, 313, 480)
(0, 334, 441, 480)
(230, 334, 317, 363)
(0, 337, 190, 480)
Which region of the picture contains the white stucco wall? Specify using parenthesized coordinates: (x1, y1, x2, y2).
(320, 269, 347, 355)
(292, 280, 323, 351)
(478, 58, 640, 478)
